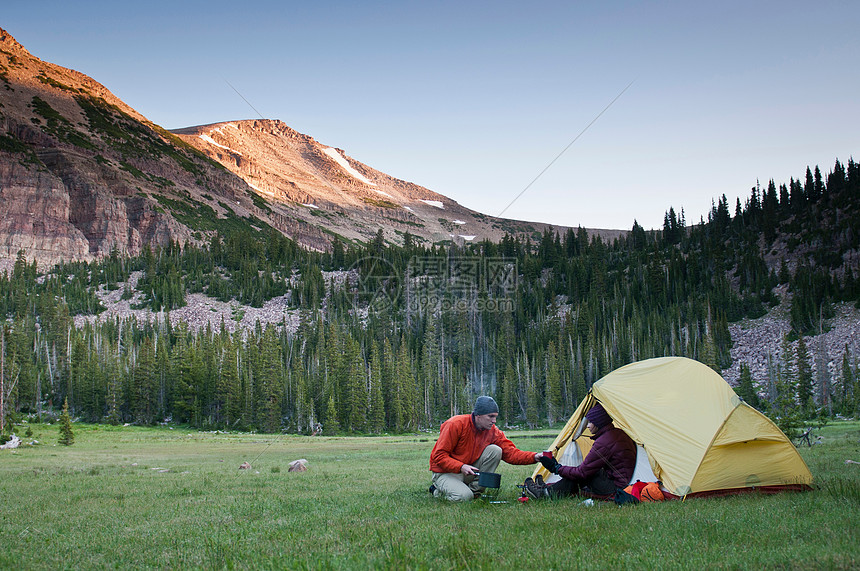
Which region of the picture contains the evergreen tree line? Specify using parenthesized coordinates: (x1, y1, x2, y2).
(735, 335, 859, 436)
(0, 158, 858, 433)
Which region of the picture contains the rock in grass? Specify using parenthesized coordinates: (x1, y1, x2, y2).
(0, 435, 21, 450)
(288, 459, 308, 472)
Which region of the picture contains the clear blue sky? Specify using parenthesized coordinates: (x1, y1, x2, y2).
(6, 1, 858, 230)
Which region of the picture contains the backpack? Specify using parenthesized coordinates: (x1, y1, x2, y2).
(640, 482, 665, 502)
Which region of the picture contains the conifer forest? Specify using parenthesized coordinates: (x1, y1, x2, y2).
(1, 159, 859, 436)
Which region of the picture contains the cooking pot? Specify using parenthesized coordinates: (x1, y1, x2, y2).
(475, 471, 501, 488)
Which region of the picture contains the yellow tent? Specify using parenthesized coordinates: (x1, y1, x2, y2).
(533, 357, 812, 497)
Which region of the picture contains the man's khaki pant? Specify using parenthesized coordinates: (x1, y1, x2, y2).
(431, 444, 502, 501)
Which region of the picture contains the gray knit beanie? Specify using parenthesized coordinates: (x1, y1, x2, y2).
(473, 396, 499, 416)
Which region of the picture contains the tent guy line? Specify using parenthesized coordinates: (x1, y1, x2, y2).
(497, 79, 635, 219)
(223, 77, 267, 120)
(224, 73, 635, 223)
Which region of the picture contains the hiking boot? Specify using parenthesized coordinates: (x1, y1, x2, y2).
(524, 477, 547, 499)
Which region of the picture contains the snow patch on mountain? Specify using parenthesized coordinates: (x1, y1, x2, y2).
(322, 147, 376, 186)
(199, 134, 242, 155)
(420, 199, 444, 209)
(247, 181, 274, 196)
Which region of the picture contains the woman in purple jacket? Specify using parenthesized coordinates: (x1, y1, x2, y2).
(526, 403, 637, 498)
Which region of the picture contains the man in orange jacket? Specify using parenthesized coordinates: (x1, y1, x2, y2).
(429, 396, 542, 501)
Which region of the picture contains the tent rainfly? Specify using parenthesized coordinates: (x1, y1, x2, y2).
(533, 357, 813, 498)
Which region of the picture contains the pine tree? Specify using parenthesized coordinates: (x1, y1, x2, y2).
(170, 333, 197, 424)
(197, 326, 218, 424)
(813, 165, 824, 203)
(420, 317, 440, 427)
(0, 327, 6, 434)
(499, 364, 516, 425)
(804, 167, 815, 203)
(257, 327, 283, 433)
(392, 341, 413, 431)
(65, 334, 82, 416)
(522, 350, 539, 428)
(735, 363, 761, 409)
(852, 353, 860, 417)
(367, 341, 385, 433)
(105, 375, 121, 426)
(700, 323, 718, 373)
(813, 336, 831, 417)
(220, 338, 242, 428)
(774, 334, 802, 438)
(343, 335, 367, 432)
(58, 397, 74, 446)
(571, 342, 586, 406)
(155, 329, 171, 420)
(323, 394, 339, 435)
(795, 335, 814, 414)
(837, 347, 856, 415)
(133, 337, 157, 425)
(323, 323, 344, 425)
(545, 341, 562, 425)
(293, 364, 312, 434)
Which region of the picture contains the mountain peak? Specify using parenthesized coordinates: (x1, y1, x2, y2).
(172, 118, 552, 246)
(0, 27, 32, 57)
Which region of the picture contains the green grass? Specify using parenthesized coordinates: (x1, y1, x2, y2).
(1, 422, 858, 570)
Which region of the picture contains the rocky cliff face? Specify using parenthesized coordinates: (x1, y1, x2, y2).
(0, 27, 619, 266)
(0, 28, 320, 264)
(0, 161, 90, 262)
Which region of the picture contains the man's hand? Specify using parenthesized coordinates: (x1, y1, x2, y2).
(460, 464, 478, 476)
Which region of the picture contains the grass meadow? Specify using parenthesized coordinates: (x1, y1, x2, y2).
(0, 421, 858, 570)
